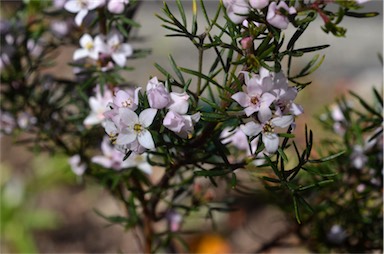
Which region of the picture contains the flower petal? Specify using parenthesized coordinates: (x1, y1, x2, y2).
(138, 130, 155, 149)
(119, 108, 138, 126)
(271, 115, 293, 128)
(139, 108, 157, 127)
(75, 9, 88, 26)
(240, 121, 262, 137)
(64, 0, 81, 13)
(232, 92, 250, 108)
(73, 49, 89, 61)
(262, 133, 279, 153)
(111, 53, 126, 67)
(116, 131, 136, 145)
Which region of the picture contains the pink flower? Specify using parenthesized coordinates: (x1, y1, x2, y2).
(167, 92, 190, 114)
(221, 127, 258, 155)
(92, 136, 152, 173)
(223, 0, 250, 24)
(266, 1, 296, 30)
(107, 0, 129, 14)
(68, 154, 86, 176)
(146, 77, 171, 109)
(116, 108, 157, 149)
(249, 0, 269, 10)
(232, 70, 275, 122)
(163, 111, 200, 139)
(113, 87, 140, 111)
(240, 115, 293, 153)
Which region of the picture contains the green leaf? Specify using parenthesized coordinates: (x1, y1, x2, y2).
(277, 148, 288, 163)
(179, 67, 223, 90)
(350, 90, 383, 118)
(345, 11, 379, 18)
(308, 151, 345, 163)
(231, 172, 237, 188)
(298, 179, 334, 192)
(176, 0, 187, 27)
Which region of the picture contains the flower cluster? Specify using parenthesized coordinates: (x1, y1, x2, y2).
(231, 68, 303, 153)
(102, 77, 200, 155)
(74, 32, 133, 70)
(223, 0, 296, 29)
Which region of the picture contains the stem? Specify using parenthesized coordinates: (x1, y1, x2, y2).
(98, 8, 107, 35)
(196, 39, 204, 97)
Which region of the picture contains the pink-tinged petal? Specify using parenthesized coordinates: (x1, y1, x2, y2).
(112, 53, 126, 67)
(116, 131, 136, 145)
(105, 120, 118, 136)
(249, 0, 269, 9)
(240, 121, 262, 137)
(133, 87, 141, 106)
(146, 77, 159, 91)
(261, 92, 276, 107)
(290, 103, 304, 116)
(191, 112, 201, 123)
(64, 0, 81, 13)
(138, 130, 155, 149)
(119, 108, 138, 126)
(262, 133, 279, 153)
(101, 137, 113, 156)
(244, 106, 258, 117)
(261, 76, 273, 92)
(246, 79, 263, 95)
(139, 108, 157, 127)
(232, 92, 250, 108)
(92, 156, 113, 168)
(73, 48, 89, 60)
(271, 115, 294, 128)
(258, 105, 272, 123)
(75, 9, 88, 26)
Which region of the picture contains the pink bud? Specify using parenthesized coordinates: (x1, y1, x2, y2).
(240, 36, 253, 50)
(107, 0, 128, 14)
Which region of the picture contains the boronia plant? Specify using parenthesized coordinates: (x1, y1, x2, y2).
(1, 0, 381, 253)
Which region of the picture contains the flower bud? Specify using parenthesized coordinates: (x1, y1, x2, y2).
(249, 0, 269, 10)
(146, 77, 171, 109)
(108, 0, 127, 14)
(240, 36, 253, 50)
(168, 92, 190, 114)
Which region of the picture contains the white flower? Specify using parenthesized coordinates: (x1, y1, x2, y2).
(113, 87, 140, 111)
(232, 70, 275, 122)
(240, 115, 293, 153)
(64, 0, 105, 26)
(116, 108, 157, 149)
(106, 32, 133, 66)
(73, 33, 106, 61)
(146, 77, 171, 109)
(83, 86, 114, 126)
(92, 136, 152, 174)
(223, 0, 250, 24)
(68, 154, 86, 176)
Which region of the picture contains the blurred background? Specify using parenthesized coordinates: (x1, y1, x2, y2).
(1, 0, 382, 253)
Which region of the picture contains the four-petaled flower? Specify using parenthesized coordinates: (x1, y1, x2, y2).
(64, 0, 105, 26)
(116, 108, 157, 149)
(232, 71, 276, 122)
(240, 115, 293, 153)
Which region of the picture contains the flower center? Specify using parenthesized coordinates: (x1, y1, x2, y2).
(134, 123, 143, 134)
(250, 96, 259, 105)
(263, 122, 274, 133)
(85, 41, 94, 50)
(121, 99, 132, 108)
(77, 0, 88, 8)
